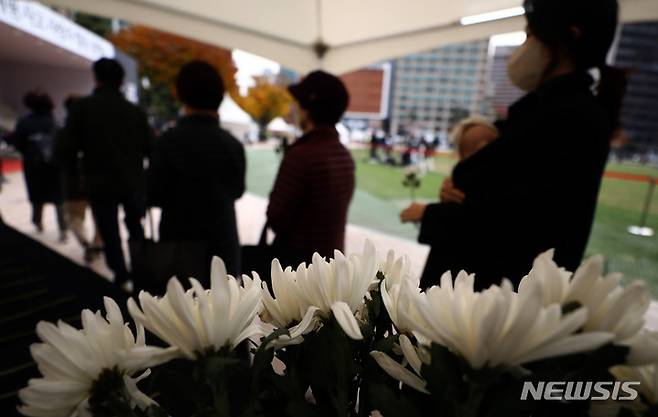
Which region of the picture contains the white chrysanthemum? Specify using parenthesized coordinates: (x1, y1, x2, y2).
(296, 241, 377, 340)
(19, 297, 176, 417)
(370, 334, 429, 394)
(621, 331, 658, 365)
(259, 260, 323, 347)
(519, 251, 657, 364)
(405, 270, 613, 369)
(611, 363, 658, 406)
(262, 260, 305, 328)
(380, 276, 424, 336)
(128, 257, 263, 359)
(378, 250, 415, 289)
(262, 241, 377, 341)
(517, 250, 572, 306)
(376, 250, 426, 336)
(594, 362, 658, 416)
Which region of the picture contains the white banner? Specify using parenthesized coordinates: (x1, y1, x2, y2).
(0, 0, 114, 62)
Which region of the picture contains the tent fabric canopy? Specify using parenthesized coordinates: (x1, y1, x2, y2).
(39, 0, 658, 74)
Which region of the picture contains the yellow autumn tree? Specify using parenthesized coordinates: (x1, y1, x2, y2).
(235, 76, 292, 140)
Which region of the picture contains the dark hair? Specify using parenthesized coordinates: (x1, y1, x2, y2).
(23, 91, 53, 113)
(524, 0, 627, 129)
(93, 58, 125, 88)
(175, 60, 225, 110)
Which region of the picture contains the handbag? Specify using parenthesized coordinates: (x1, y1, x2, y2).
(241, 223, 275, 286)
(129, 209, 208, 294)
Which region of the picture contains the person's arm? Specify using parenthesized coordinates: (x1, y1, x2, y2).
(51, 127, 68, 169)
(57, 102, 84, 164)
(417, 202, 467, 246)
(147, 137, 170, 208)
(266, 151, 305, 233)
(140, 111, 155, 159)
(8, 119, 27, 152)
(227, 142, 246, 199)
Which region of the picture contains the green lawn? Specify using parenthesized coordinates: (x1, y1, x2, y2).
(246, 147, 658, 296)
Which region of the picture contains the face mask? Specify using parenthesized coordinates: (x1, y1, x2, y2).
(507, 36, 552, 92)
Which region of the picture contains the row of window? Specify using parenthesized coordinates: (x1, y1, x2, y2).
(397, 86, 479, 97)
(396, 114, 457, 126)
(397, 101, 475, 113)
(398, 55, 482, 66)
(397, 65, 482, 76)
(397, 73, 481, 84)
(402, 79, 480, 88)
(402, 44, 485, 60)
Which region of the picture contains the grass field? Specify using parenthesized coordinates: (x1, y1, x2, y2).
(246, 147, 658, 296)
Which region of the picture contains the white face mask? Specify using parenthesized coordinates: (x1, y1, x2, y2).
(507, 36, 552, 92)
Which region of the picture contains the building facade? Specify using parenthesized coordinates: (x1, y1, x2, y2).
(341, 64, 392, 133)
(389, 39, 491, 138)
(488, 45, 525, 118)
(614, 21, 658, 156)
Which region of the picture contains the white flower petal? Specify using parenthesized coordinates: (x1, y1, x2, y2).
(331, 302, 364, 340)
(370, 351, 429, 394)
(399, 335, 423, 375)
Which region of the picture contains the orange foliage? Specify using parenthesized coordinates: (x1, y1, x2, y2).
(235, 76, 292, 128)
(111, 25, 291, 128)
(110, 25, 239, 99)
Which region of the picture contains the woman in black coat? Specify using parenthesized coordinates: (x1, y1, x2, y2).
(148, 61, 246, 282)
(401, 0, 627, 290)
(11, 92, 67, 240)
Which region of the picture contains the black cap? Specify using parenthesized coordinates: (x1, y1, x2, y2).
(524, 0, 618, 69)
(288, 70, 350, 125)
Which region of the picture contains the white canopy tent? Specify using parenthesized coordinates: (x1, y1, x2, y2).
(38, 0, 658, 74)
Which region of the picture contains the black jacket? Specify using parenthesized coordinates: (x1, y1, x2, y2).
(61, 86, 153, 199)
(148, 114, 246, 275)
(11, 112, 62, 204)
(419, 72, 612, 289)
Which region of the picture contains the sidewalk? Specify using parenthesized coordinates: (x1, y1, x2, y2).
(1, 170, 657, 331)
(0, 171, 429, 279)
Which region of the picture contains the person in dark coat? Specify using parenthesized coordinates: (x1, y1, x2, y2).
(61, 58, 153, 286)
(54, 96, 103, 262)
(267, 71, 355, 267)
(401, 0, 627, 290)
(148, 61, 246, 278)
(10, 91, 67, 240)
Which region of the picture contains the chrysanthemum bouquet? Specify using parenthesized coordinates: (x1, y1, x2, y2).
(18, 243, 658, 417)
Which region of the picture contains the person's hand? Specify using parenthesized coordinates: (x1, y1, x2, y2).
(400, 203, 427, 223)
(440, 177, 465, 204)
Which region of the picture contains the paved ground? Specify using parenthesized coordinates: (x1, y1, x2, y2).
(0, 171, 430, 279)
(1, 170, 657, 331)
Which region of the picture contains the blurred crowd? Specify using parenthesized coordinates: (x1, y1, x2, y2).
(0, 0, 628, 294)
(1, 59, 355, 294)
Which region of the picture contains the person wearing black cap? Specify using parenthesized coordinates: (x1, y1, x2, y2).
(401, 0, 627, 289)
(266, 70, 355, 266)
(148, 60, 246, 281)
